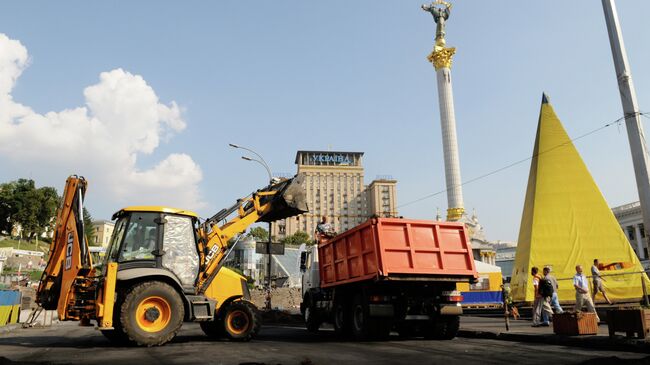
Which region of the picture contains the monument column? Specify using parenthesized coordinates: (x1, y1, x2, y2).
(422, 1, 464, 221)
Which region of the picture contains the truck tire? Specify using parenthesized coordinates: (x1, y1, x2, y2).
(119, 281, 184, 346)
(425, 315, 460, 340)
(351, 294, 390, 340)
(333, 300, 351, 337)
(303, 296, 320, 333)
(221, 300, 261, 342)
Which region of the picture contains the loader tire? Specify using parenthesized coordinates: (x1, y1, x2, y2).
(221, 300, 261, 342)
(119, 281, 184, 346)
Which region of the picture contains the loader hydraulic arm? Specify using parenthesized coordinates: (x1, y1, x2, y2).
(36, 176, 92, 315)
(196, 174, 308, 294)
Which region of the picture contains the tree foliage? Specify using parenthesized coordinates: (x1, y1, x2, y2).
(280, 230, 312, 246)
(83, 207, 96, 245)
(247, 226, 269, 242)
(0, 179, 60, 238)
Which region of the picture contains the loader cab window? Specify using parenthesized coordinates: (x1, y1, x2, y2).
(161, 215, 199, 287)
(119, 212, 159, 262)
(106, 217, 128, 263)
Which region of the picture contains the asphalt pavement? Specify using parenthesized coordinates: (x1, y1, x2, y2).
(1, 319, 650, 365)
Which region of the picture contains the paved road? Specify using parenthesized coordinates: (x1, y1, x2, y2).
(0, 322, 649, 365)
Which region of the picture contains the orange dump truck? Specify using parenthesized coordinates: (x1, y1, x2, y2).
(299, 218, 477, 340)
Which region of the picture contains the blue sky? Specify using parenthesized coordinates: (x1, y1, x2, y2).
(1, 1, 649, 242)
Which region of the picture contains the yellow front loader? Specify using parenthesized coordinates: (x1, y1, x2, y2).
(36, 174, 307, 346)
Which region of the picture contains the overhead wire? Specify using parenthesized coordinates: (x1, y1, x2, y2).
(398, 111, 650, 209)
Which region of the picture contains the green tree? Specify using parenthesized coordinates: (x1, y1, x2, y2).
(0, 179, 60, 239)
(280, 230, 312, 246)
(247, 226, 269, 242)
(0, 181, 18, 234)
(37, 186, 59, 238)
(83, 207, 96, 245)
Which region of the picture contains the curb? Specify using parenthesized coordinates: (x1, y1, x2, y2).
(0, 324, 20, 335)
(457, 329, 650, 354)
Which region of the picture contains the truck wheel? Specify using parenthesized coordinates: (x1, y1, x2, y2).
(303, 295, 320, 333)
(333, 300, 351, 337)
(425, 315, 460, 340)
(119, 281, 184, 346)
(221, 301, 261, 342)
(351, 295, 390, 340)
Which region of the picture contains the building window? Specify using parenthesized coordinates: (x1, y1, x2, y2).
(641, 224, 646, 238)
(627, 226, 635, 241)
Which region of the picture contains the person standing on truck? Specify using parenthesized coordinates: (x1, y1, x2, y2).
(531, 267, 552, 327)
(543, 266, 563, 314)
(591, 259, 613, 305)
(315, 216, 335, 239)
(574, 264, 600, 322)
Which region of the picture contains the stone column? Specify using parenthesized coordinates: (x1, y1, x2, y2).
(429, 47, 464, 221)
(635, 224, 645, 259)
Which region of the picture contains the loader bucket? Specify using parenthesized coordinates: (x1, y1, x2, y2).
(258, 174, 309, 222)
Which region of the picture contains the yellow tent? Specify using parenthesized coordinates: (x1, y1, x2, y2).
(511, 94, 649, 303)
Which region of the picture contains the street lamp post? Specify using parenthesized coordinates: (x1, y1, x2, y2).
(229, 143, 274, 310)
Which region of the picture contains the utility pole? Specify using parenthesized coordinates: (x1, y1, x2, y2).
(266, 221, 272, 310)
(602, 0, 650, 258)
(229, 143, 276, 309)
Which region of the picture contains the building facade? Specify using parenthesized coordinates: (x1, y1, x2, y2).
(92, 220, 115, 248)
(612, 201, 648, 260)
(272, 151, 398, 239)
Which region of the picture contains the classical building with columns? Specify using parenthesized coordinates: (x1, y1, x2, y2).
(612, 201, 648, 260)
(271, 151, 398, 239)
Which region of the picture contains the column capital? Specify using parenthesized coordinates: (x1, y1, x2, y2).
(428, 47, 456, 70)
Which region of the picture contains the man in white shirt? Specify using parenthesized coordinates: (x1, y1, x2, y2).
(574, 264, 600, 322)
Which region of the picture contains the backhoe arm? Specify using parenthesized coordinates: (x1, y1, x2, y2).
(196, 174, 308, 294)
(36, 176, 91, 318)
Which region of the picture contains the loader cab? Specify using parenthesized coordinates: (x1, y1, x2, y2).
(106, 206, 201, 288)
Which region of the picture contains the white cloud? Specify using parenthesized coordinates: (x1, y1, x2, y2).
(0, 33, 205, 212)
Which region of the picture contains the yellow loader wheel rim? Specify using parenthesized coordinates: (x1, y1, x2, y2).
(226, 309, 250, 335)
(135, 296, 171, 333)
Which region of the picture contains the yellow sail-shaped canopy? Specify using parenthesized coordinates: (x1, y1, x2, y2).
(511, 94, 649, 303)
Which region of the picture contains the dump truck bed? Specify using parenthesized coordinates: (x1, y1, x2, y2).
(318, 218, 477, 288)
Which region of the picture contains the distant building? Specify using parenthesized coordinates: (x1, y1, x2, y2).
(367, 179, 398, 218)
(493, 241, 517, 281)
(272, 151, 398, 239)
(612, 201, 648, 259)
(91, 220, 115, 248)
